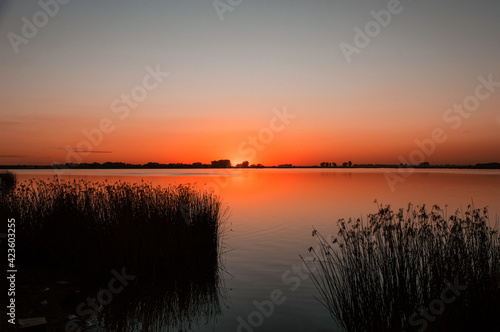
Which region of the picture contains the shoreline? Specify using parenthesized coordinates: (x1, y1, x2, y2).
(2, 163, 500, 170)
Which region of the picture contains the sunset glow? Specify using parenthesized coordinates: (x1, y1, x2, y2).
(2, 2, 500, 330)
(1, 0, 499, 166)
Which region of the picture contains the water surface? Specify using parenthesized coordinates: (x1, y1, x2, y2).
(11, 168, 500, 331)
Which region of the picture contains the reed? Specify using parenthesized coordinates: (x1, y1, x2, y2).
(304, 203, 500, 331)
(0, 171, 16, 195)
(1, 177, 228, 331)
(2, 177, 228, 279)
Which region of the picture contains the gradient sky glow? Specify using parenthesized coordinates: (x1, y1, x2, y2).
(1, 0, 499, 166)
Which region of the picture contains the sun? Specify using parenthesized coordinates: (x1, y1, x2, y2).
(230, 156, 252, 167)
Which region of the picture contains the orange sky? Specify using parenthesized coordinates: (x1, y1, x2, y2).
(1, 1, 500, 166)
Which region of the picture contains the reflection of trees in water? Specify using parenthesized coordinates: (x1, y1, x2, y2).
(98, 266, 226, 332)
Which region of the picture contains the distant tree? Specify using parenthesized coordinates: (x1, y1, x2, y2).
(211, 159, 231, 168)
(145, 162, 160, 168)
(419, 162, 430, 167)
(0, 171, 16, 195)
(342, 162, 348, 167)
(236, 161, 249, 168)
(348, 161, 352, 167)
(331, 162, 337, 167)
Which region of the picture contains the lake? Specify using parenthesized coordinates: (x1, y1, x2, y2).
(10, 168, 500, 331)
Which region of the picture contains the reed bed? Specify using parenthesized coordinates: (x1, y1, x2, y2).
(2, 177, 228, 278)
(1, 176, 228, 331)
(304, 203, 500, 331)
(0, 171, 16, 195)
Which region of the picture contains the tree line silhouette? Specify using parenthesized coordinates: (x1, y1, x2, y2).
(1, 161, 500, 170)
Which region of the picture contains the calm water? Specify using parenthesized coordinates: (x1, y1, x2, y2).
(11, 168, 500, 331)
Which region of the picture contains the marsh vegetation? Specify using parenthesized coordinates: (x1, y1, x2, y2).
(305, 203, 500, 331)
(1, 176, 228, 331)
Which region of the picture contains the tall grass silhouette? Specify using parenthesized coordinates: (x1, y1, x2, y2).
(2, 177, 227, 274)
(1, 177, 228, 331)
(0, 171, 16, 195)
(304, 203, 500, 331)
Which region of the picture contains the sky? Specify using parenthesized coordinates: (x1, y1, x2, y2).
(0, 0, 499, 166)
